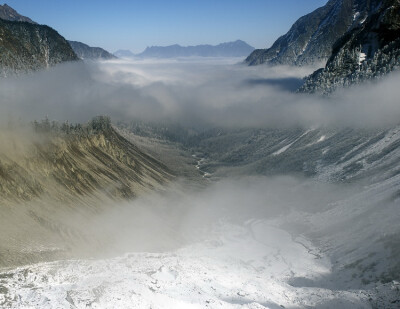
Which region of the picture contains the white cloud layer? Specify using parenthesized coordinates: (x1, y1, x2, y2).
(1, 58, 399, 128)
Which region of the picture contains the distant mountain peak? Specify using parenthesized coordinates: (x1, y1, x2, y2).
(136, 40, 255, 58)
(113, 49, 136, 58)
(0, 3, 37, 24)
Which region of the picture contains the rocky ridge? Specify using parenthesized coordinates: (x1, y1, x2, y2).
(300, 0, 400, 93)
(68, 40, 117, 60)
(0, 3, 36, 23)
(245, 0, 400, 93)
(0, 116, 174, 266)
(246, 0, 383, 66)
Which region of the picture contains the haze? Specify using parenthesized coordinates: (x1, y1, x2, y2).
(1, 0, 400, 307)
(1, 58, 400, 129)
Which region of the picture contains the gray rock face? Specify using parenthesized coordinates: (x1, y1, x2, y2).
(0, 5, 78, 76)
(246, 0, 382, 66)
(0, 3, 36, 24)
(300, 0, 400, 94)
(68, 40, 117, 60)
(136, 40, 255, 58)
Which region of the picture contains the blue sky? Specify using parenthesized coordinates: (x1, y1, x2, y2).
(3, 0, 327, 53)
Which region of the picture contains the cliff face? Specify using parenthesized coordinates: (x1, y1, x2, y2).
(300, 0, 400, 94)
(246, 0, 382, 66)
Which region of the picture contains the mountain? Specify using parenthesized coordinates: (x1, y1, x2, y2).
(68, 40, 117, 60)
(245, 0, 400, 93)
(0, 116, 174, 266)
(114, 49, 136, 58)
(0, 5, 78, 76)
(0, 19, 79, 76)
(246, 0, 382, 66)
(136, 40, 255, 58)
(0, 3, 36, 23)
(300, 0, 400, 94)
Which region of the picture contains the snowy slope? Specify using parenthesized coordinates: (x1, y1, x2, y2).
(180, 125, 400, 184)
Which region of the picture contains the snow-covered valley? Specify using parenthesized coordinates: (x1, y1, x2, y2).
(1, 172, 399, 308)
(0, 220, 376, 309)
(1, 49, 400, 309)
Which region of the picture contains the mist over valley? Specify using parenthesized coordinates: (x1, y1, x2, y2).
(0, 1, 399, 308)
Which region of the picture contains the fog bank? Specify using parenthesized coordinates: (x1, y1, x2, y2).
(0, 58, 399, 128)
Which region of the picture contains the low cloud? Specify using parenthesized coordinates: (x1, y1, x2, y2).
(64, 175, 356, 256)
(0, 58, 399, 128)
